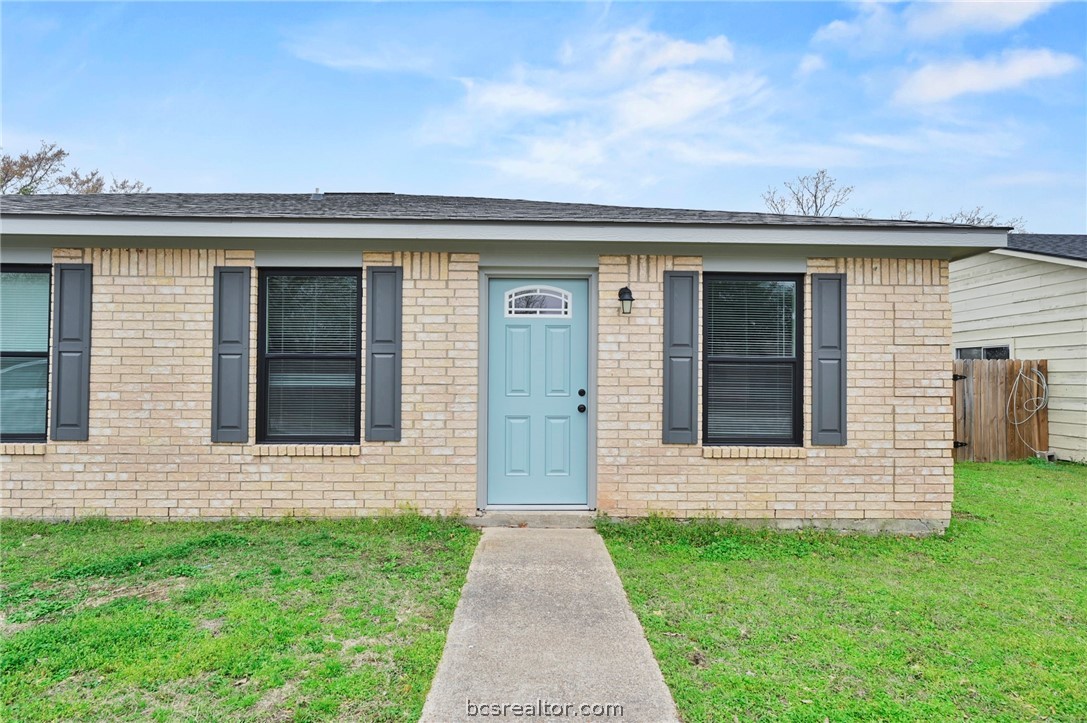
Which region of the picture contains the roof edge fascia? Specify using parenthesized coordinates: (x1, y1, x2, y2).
(993, 248, 1087, 268)
(0, 215, 1010, 249)
(0, 211, 1003, 231)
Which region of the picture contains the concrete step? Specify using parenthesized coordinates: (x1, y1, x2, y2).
(465, 510, 597, 529)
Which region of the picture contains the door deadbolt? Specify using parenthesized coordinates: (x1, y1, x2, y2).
(578, 388, 586, 397)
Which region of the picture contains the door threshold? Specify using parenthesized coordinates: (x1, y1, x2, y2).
(482, 504, 593, 511)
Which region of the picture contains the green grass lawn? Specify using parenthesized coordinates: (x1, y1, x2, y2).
(1, 514, 478, 722)
(599, 460, 1087, 722)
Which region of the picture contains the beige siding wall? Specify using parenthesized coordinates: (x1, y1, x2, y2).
(951, 252, 1087, 461)
(596, 255, 953, 530)
(3, 247, 955, 529)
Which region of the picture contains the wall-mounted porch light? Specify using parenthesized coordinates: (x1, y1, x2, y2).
(618, 286, 635, 315)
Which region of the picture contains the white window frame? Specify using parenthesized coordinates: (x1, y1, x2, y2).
(504, 285, 572, 317)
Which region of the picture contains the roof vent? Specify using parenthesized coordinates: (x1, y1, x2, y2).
(310, 188, 324, 200)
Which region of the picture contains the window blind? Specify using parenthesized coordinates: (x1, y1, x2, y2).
(703, 275, 802, 445)
(259, 271, 360, 443)
(705, 363, 794, 440)
(266, 359, 357, 438)
(0, 272, 49, 352)
(705, 280, 795, 357)
(1, 269, 50, 441)
(0, 357, 47, 436)
(265, 275, 358, 355)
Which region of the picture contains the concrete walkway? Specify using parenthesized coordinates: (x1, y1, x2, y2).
(421, 528, 679, 723)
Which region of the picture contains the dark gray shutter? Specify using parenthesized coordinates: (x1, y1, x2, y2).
(812, 273, 847, 445)
(663, 271, 698, 443)
(51, 264, 92, 441)
(366, 266, 402, 441)
(211, 267, 250, 442)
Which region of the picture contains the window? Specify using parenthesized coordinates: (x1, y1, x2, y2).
(505, 285, 571, 317)
(703, 274, 803, 445)
(0, 266, 51, 442)
(956, 346, 1010, 360)
(257, 269, 361, 443)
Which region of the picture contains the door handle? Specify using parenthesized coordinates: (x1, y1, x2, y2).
(577, 404, 587, 413)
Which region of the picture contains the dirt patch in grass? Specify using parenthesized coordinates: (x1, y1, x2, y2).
(249, 680, 300, 721)
(2, 575, 191, 636)
(0, 619, 33, 636)
(78, 576, 188, 611)
(196, 617, 225, 636)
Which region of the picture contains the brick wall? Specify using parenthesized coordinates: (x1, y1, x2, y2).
(596, 255, 953, 532)
(2, 248, 953, 529)
(1, 248, 479, 518)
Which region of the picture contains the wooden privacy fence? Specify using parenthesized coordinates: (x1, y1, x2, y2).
(953, 359, 1049, 462)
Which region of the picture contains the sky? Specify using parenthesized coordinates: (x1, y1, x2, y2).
(2, 1, 1085, 232)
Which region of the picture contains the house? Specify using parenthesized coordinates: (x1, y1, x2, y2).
(0, 193, 1009, 532)
(950, 233, 1087, 462)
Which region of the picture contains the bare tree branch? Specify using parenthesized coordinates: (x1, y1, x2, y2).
(762, 169, 854, 216)
(766, 171, 1028, 230)
(942, 206, 1026, 231)
(108, 177, 150, 193)
(898, 206, 1026, 231)
(761, 187, 792, 215)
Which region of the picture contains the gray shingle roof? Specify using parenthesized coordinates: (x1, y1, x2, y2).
(1007, 233, 1087, 261)
(0, 192, 997, 229)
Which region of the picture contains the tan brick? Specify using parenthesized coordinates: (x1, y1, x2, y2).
(593, 254, 951, 528)
(4, 249, 950, 528)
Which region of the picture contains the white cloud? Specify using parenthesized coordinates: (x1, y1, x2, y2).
(844, 126, 1024, 157)
(814, 1, 1059, 51)
(796, 54, 826, 77)
(286, 37, 434, 74)
(283, 15, 474, 76)
(611, 71, 765, 132)
(489, 129, 608, 190)
(460, 77, 568, 116)
(903, 1, 1057, 39)
(595, 27, 733, 75)
(813, 3, 900, 52)
(416, 19, 1075, 203)
(894, 48, 1081, 104)
(665, 137, 865, 169)
(421, 26, 764, 190)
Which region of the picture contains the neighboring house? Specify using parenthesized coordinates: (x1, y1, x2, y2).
(950, 233, 1087, 462)
(0, 193, 1008, 532)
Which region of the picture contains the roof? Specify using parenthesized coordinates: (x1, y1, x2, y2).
(0, 192, 997, 229)
(1006, 233, 1087, 262)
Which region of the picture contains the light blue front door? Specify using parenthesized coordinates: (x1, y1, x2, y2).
(487, 278, 589, 505)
